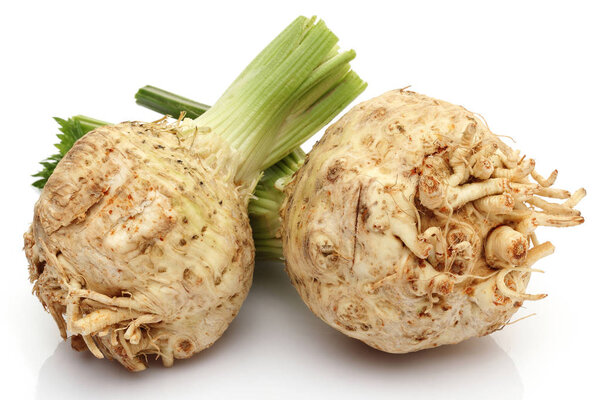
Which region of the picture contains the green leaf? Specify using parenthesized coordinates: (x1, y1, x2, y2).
(32, 116, 106, 188)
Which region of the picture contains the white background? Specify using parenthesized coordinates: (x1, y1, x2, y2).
(1, 1, 598, 399)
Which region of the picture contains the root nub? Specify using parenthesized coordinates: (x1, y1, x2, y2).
(413, 128, 584, 305)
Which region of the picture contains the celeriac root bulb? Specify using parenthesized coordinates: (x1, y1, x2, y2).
(25, 121, 253, 370)
(281, 90, 585, 353)
(24, 16, 366, 370)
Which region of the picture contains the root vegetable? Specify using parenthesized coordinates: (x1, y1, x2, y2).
(279, 90, 585, 353)
(24, 16, 366, 370)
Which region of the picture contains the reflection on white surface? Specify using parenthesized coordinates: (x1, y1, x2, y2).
(36, 264, 523, 400)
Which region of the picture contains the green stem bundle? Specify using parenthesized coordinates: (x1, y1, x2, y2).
(184, 16, 365, 184)
(135, 86, 209, 119)
(249, 147, 305, 259)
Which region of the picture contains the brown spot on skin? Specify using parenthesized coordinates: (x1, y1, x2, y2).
(35, 259, 46, 276)
(183, 268, 203, 286)
(420, 175, 440, 194)
(232, 246, 242, 263)
(366, 107, 387, 121)
(434, 145, 448, 155)
(361, 135, 374, 147)
(327, 125, 344, 137)
(114, 345, 128, 358)
(450, 261, 467, 275)
(510, 238, 527, 262)
(387, 121, 406, 134)
(326, 159, 345, 183)
(177, 340, 193, 354)
(437, 280, 453, 295)
(506, 279, 517, 291)
(70, 335, 87, 352)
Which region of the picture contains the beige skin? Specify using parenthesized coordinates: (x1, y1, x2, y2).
(281, 90, 584, 353)
(25, 121, 254, 370)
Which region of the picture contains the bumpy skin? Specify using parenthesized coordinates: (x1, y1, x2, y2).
(24, 122, 253, 370)
(281, 90, 584, 353)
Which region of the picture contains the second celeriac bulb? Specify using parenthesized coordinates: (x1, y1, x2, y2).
(281, 90, 584, 352)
